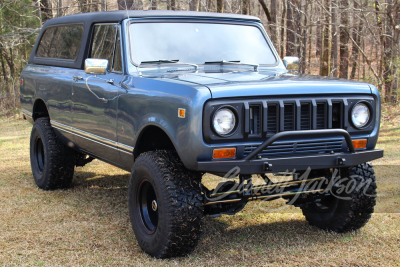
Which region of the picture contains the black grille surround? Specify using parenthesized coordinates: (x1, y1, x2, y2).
(203, 96, 376, 150)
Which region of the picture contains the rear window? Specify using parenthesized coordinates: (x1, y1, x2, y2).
(36, 25, 84, 60)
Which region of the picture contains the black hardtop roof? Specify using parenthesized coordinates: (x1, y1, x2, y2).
(30, 10, 261, 69)
(43, 10, 261, 27)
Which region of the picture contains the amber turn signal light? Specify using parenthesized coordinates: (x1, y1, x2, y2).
(213, 148, 236, 159)
(178, 108, 186, 118)
(352, 139, 367, 149)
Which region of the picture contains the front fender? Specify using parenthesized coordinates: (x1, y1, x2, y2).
(117, 76, 212, 170)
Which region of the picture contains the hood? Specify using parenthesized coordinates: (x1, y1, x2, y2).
(142, 68, 373, 98)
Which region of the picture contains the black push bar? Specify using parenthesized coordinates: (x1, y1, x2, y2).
(244, 129, 356, 161)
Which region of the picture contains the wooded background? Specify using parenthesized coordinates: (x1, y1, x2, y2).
(1, 0, 399, 114)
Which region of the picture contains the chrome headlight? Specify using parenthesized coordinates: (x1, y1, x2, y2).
(213, 108, 236, 136)
(351, 102, 370, 128)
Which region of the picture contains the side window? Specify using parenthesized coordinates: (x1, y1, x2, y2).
(113, 30, 122, 72)
(36, 25, 83, 60)
(91, 24, 121, 72)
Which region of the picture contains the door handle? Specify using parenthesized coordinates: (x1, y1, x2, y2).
(73, 76, 83, 82)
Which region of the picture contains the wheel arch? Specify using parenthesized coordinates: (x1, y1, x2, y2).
(133, 124, 179, 161)
(32, 98, 49, 121)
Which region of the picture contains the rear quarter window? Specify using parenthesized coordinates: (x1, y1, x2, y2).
(36, 25, 84, 60)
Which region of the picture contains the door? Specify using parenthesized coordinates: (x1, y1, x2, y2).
(72, 23, 124, 164)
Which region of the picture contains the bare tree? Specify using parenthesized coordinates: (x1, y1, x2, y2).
(350, 0, 363, 79)
(331, 0, 338, 77)
(320, 0, 330, 76)
(2, 0, 400, 113)
(57, 0, 63, 17)
(216, 0, 223, 12)
(242, 0, 250, 15)
(190, 0, 199, 11)
(339, 0, 349, 79)
(286, 0, 295, 56)
(269, 0, 278, 45)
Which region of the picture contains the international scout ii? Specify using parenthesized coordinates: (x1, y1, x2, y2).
(20, 10, 383, 258)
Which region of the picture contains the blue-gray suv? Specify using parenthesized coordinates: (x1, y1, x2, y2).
(20, 10, 384, 258)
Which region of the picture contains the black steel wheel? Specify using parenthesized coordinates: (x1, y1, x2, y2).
(137, 179, 158, 234)
(301, 163, 377, 233)
(129, 150, 203, 258)
(33, 136, 45, 173)
(30, 117, 75, 190)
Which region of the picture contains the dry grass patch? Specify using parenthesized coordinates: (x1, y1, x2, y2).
(0, 109, 399, 266)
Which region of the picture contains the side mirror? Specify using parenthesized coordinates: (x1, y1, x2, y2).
(282, 56, 299, 73)
(84, 58, 109, 74)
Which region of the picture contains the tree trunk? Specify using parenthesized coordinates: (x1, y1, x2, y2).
(41, 0, 52, 20)
(242, 0, 249, 15)
(57, 0, 63, 17)
(1, 48, 15, 79)
(383, 0, 394, 102)
(339, 0, 349, 79)
(170, 0, 176, 10)
(269, 0, 277, 45)
(91, 0, 99, 11)
(0, 52, 8, 83)
(286, 0, 295, 56)
(390, 2, 400, 102)
(33, 0, 41, 24)
(320, 0, 330, 76)
(216, 0, 223, 12)
(299, 0, 308, 74)
(316, 20, 321, 58)
(308, 2, 313, 73)
(280, 0, 287, 58)
(207, 0, 213, 12)
(350, 1, 364, 79)
(295, 1, 302, 57)
(79, 0, 88, 12)
(189, 0, 199, 11)
(258, 0, 271, 22)
(331, 0, 338, 77)
(151, 0, 157, 10)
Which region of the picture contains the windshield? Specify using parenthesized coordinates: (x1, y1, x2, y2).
(129, 22, 276, 66)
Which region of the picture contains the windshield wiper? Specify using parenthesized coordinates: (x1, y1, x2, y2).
(139, 59, 198, 70)
(140, 59, 180, 64)
(204, 60, 259, 71)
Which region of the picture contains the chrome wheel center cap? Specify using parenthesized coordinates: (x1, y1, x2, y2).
(151, 200, 158, 211)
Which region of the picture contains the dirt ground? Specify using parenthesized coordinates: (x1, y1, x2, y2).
(0, 106, 399, 266)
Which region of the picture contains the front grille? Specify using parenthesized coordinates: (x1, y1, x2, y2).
(267, 104, 278, 134)
(243, 138, 344, 158)
(300, 103, 311, 130)
(284, 104, 295, 131)
(316, 103, 326, 129)
(245, 98, 344, 137)
(249, 105, 261, 135)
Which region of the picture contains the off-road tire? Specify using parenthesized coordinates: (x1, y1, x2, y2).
(128, 150, 203, 258)
(301, 163, 377, 233)
(30, 117, 75, 190)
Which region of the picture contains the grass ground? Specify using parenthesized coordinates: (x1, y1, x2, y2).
(0, 107, 399, 266)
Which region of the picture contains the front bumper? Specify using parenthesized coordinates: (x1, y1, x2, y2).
(197, 149, 383, 174)
(197, 129, 384, 174)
